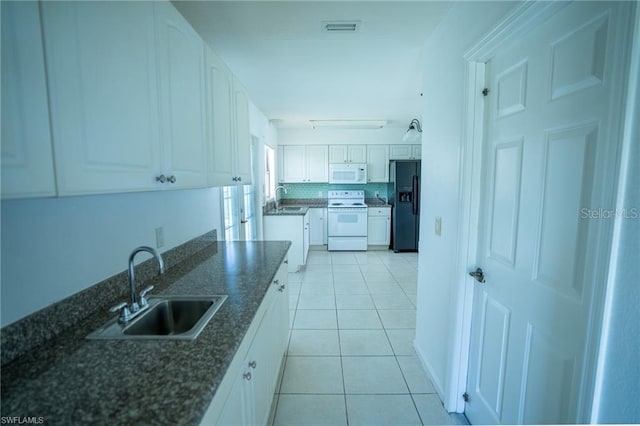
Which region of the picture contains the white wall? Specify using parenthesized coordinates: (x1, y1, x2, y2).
(278, 127, 406, 146)
(1, 187, 221, 326)
(413, 0, 517, 410)
(249, 101, 278, 239)
(593, 7, 640, 423)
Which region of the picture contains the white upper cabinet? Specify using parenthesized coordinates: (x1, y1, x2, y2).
(306, 145, 329, 182)
(41, 1, 207, 195)
(367, 145, 390, 182)
(411, 145, 422, 159)
(389, 144, 421, 160)
(233, 76, 252, 184)
(281, 146, 306, 182)
(204, 45, 234, 186)
(42, 1, 162, 195)
(154, 1, 207, 189)
(329, 145, 367, 163)
(204, 45, 252, 186)
(281, 145, 328, 183)
(1, 1, 56, 199)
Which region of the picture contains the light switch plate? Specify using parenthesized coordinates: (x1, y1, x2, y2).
(155, 227, 165, 248)
(435, 217, 442, 236)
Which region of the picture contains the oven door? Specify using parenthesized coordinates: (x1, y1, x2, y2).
(327, 208, 367, 236)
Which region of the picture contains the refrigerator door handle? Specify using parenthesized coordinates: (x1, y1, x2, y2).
(412, 175, 419, 215)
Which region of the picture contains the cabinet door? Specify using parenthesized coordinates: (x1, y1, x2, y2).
(367, 145, 390, 182)
(1, 1, 56, 199)
(348, 145, 367, 163)
(233, 76, 252, 184)
(155, 1, 207, 189)
(411, 145, 422, 159)
(217, 368, 251, 426)
(305, 145, 329, 182)
(389, 144, 412, 160)
(248, 286, 279, 426)
(367, 214, 391, 245)
(42, 1, 161, 195)
(281, 146, 306, 183)
(329, 145, 348, 163)
(303, 212, 310, 265)
(308, 208, 327, 245)
(205, 45, 234, 186)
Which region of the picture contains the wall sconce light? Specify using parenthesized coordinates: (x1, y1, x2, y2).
(402, 119, 422, 143)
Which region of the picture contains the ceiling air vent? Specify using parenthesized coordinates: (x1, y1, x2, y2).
(323, 21, 361, 33)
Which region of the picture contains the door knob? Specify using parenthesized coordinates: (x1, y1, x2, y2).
(469, 268, 486, 283)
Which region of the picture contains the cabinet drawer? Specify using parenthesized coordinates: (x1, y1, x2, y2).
(368, 207, 391, 217)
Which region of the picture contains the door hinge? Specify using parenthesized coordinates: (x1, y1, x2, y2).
(462, 392, 470, 402)
(482, 88, 490, 97)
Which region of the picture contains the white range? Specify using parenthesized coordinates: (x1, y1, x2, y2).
(327, 190, 368, 251)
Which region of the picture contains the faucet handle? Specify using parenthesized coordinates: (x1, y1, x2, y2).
(110, 302, 131, 323)
(139, 285, 154, 308)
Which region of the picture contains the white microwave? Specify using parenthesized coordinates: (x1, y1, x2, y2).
(329, 163, 367, 184)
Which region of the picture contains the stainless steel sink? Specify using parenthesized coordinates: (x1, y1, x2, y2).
(87, 295, 227, 340)
(278, 207, 302, 212)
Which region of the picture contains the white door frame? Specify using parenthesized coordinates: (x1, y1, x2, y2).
(446, 0, 636, 420)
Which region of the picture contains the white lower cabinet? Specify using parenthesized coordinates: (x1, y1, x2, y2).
(309, 208, 327, 245)
(202, 260, 289, 426)
(368, 206, 391, 247)
(263, 212, 310, 271)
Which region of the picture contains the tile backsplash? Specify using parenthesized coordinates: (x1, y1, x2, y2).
(280, 183, 388, 200)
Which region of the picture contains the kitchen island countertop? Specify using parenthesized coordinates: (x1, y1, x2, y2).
(0, 240, 291, 425)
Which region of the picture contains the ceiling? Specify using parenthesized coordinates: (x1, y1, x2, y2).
(174, 1, 453, 128)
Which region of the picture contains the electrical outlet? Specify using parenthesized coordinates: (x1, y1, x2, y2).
(375, 191, 380, 198)
(435, 217, 442, 236)
(155, 226, 165, 248)
(318, 191, 323, 197)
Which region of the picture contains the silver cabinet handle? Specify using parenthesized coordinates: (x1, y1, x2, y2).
(243, 372, 252, 381)
(249, 361, 257, 369)
(278, 284, 285, 292)
(273, 279, 280, 285)
(156, 175, 166, 183)
(167, 175, 176, 183)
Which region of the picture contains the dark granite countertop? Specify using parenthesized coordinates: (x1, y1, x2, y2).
(0, 240, 291, 425)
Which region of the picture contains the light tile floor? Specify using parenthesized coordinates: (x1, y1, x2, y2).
(271, 250, 469, 426)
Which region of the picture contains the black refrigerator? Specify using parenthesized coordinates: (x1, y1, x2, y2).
(389, 160, 421, 252)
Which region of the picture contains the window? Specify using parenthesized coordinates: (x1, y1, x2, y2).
(222, 186, 239, 241)
(264, 145, 276, 200)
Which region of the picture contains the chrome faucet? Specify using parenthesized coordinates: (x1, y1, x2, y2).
(111, 246, 165, 323)
(275, 185, 288, 208)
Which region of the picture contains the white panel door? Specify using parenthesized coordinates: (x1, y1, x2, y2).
(155, 1, 207, 189)
(466, 2, 626, 424)
(42, 1, 161, 195)
(1, 1, 56, 199)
